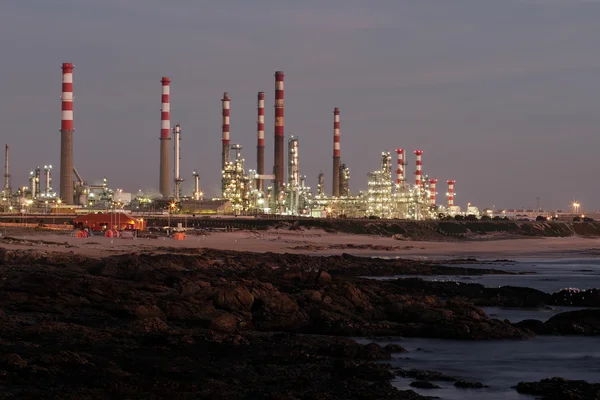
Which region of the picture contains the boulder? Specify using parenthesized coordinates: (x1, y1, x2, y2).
(316, 270, 332, 283)
(135, 305, 166, 321)
(214, 287, 254, 312)
(210, 313, 238, 333)
(515, 377, 600, 399)
(131, 316, 168, 332)
(304, 290, 322, 303)
(384, 344, 407, 353)
(543, 309, 600, 335)
(410, 381, 440, 389)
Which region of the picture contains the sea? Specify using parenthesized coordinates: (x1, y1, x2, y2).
(362, 258, 600, 399)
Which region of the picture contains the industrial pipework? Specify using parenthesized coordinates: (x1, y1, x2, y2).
(159, 77, 172, 198)
(288, 137, 299, 188)
(173, 123, 183, 201)
(256, 92, 265, 192)
(429, 179, 437, 207)
(44, 165, 52, 197)
(60, 63, 74, 204)
(273, 71, 285, 199)
(29, 170, 36, 199)
(332, 107, 340, 197)
(317, 172, 325, 196)
(34, 167, 41, 198)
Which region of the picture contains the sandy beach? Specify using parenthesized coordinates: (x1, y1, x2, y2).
(1, 228, 600, 259)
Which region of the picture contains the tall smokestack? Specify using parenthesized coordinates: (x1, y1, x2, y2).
(447, 180, 456, 209)
(221, 92, 230, 196)
(429, 179, 437, 207)
(3, 144, 9, 193)
(332, 107, 341, 197)
(395, 148, 404, 187)
(414, 150, 423, 189)
(60, 63, 74, 204)
(274, 71, 285, 199)
(192, 171, 200, 201)
(159, 77, 171, 198)
(256, 92, 265, 191)
(173, 123, 182, 200)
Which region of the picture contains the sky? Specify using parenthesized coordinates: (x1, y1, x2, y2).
(1, 0, 600, 211)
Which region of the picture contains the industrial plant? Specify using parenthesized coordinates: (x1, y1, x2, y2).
(1, 63, 471, 220)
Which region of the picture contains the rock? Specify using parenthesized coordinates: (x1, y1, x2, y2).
(316, 270, 332, 283)
(341, 283, 371, 309)
(543, 309, 600, 335)
(410, 381, 440, 389)
(0, 353, 27, 369)
(180, 281, 202, 296)
(455, 380, 487, 388)
(336, 360, 394, 381)
(514, 318, 547, 334)
(359, 343, 391, 360)
(550, 288, 600, 307)
(384, 344, 407, 353)
(210, 313, 238, 333)
(252, 291, 308, 331)
(304, 290, 322, 303)
(396, 369, 457, 382)
(214, 287, 254, 312)
(515, 377, 600, 399)
(135, 305, 166, 321)
(132, 316, 168, 332)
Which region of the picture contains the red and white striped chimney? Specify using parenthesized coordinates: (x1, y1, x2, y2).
(159, 77, 171, 198)
(274, 71, 285, 197)
(59, 63, 74, 204)
(222, 92, 230, 169)
(256, 92, 265, 191)
(429, 179, 437, 207)
(447, 180, 456, 208)
(395, 148, 404, 186)
(332, 107, 341, 197)
(414, 150, 423, 188)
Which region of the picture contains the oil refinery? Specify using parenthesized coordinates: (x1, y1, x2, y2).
(0, 63, 471, 220)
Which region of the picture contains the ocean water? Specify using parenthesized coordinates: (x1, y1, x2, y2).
(481, 305, 595, 322)
(357, 336, 600, 400)
(368, 258, 600, 293)
(360, 258, 600, 399)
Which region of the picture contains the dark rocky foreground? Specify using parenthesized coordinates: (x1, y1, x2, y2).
(515, 377, 600, 400)
(0, 247, 597, 399)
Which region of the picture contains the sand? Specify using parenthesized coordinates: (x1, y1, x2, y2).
(1, 227, 599, 260)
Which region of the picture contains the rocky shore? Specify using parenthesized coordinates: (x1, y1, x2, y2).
(0, 247, 597, 398)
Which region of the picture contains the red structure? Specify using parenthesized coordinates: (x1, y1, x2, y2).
(256, 92, 265, 191)
(159, 77, 171, 198)
(429, 179, 438, 207)
(332, 107, 341, 197)
(273, 71, 285, 198)
(414, 150, 423, 188)
(222, 92, 231, 171)
(60, 63, 74, 204)
(447, 180, 456, 208)
(395, 148, 404, 187)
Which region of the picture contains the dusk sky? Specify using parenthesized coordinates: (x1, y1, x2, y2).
(2, 0, 600, 210)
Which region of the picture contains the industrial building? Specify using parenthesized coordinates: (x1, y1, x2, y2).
(1, 63, 470, 220)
